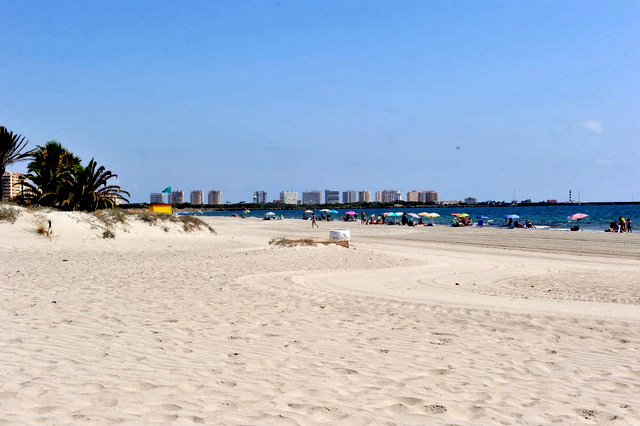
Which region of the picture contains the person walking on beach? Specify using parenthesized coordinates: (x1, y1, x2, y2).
(311, 213, 318, 228)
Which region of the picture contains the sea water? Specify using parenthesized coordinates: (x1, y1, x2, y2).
(200, 204, 639, 232)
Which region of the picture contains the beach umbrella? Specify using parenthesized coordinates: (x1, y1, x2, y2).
(320, 209, 330, 212)
(329, 210, 339, 214)
(387, 213, 402, 217)
(418, 212, 431, 217)
(451, 213, 462, 217)
(504, 214, 519, 219)
(424, 213, 440, 218)
(407, 213, 420, 218)
(475, 215, 489, 220)
(265, 212, 276, 216)
(304, 210, 313, 214)
(458, 213, 469, 217)
(345, 211, 357, 215)
(568, 213, 588, 220)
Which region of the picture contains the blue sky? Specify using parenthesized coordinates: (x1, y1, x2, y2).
(2, 1, 639, 203)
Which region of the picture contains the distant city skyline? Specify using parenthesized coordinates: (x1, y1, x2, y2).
(144, 185, 598, 205)
(3, 2, 638, 203)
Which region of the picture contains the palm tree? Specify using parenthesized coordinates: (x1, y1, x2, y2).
(20, 141, 81, 207)
(0, 126, 33, 177)
(65, 158, 130, 211)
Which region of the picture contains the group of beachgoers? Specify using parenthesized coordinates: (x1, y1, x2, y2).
(506, 218, 536, 229)
(606, 217, 632, 233)
(306, 211, 435, 227)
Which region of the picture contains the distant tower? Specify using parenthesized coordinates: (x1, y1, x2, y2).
(569, 189, 572, 202)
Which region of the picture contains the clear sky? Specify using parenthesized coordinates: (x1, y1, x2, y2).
(2, 1, 639, 203)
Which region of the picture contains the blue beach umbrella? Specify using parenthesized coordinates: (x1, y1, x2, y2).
(504, 214, 519, 219)
(329, 210, 339, 214)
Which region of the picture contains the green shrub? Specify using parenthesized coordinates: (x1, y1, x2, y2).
(0, 205, 20, 223)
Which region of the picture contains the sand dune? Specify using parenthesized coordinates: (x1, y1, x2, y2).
(1, 209, 639, 424)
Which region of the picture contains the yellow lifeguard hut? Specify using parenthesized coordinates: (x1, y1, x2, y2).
(149, 204, 172, 214)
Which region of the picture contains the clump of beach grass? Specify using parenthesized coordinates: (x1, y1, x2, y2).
(179, 215, 216, 234)
(134, 212, 215, 234)
(95, 208, 128, 227)
(0, 205, 20, 223)
(32, 214, 51, 238)
(269, 237, 317, 247)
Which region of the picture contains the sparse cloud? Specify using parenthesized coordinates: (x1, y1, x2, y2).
(582, 120, 603, 134)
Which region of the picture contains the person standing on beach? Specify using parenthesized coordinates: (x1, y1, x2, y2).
(619, 217, 626, 233)
(311, 213, 318, 228)
(627, 218, 632, 233)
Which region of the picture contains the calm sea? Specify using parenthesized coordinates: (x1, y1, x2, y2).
(198, 204, 638, 232)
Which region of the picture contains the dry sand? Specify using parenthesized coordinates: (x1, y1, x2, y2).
(1, 208, 639, 425)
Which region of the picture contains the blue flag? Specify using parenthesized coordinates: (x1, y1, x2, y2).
(162, 187, 171, 194)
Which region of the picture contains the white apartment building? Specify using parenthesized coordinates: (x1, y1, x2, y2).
(150, 193, 164, 204)
(342, 190, 356, 203)
(170, 190, 184, 204)
(208, 190, 222, 205)
(190, 190, 204, 205)
(302, 191, 322, 204)
(376, 190, 402, 203)
(279, 191, 298, 205)
(1, 171, 23, 201)
(358, 190, 372, 203)
(324, 190, 340, 204)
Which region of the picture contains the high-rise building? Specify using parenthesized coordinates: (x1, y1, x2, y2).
(406, 190, 419, 202)
(302, 191, 322, 205)
(190, 190, 204, 205)
(1, 171, 23, 201)
(418, 190, 438, 203)
(324, 190, 340, 204)
(280, 191, 298, 205)
(342, 190, 356, 203)
(170, 190, 184, 204)
(208, 190, 222, 205)
(253, 191, 267, 204)
(150, 193, 164, 204)
(377, 190, 402, 203)
(464, 197, 477, 204)
(358, 190, 372, 203)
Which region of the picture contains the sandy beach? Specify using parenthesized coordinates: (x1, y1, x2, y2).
(1, 209, 639, 425)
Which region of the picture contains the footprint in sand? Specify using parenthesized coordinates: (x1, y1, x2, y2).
(577, 409, 600, 421)
(426, 369, 451, 376)
(424, 404, 447, 414)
